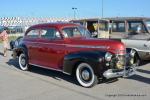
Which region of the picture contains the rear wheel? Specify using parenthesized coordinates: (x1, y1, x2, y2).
(76, 63, 98, 88)
(19, 53, 29, 71)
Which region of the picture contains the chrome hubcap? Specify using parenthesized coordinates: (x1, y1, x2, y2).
(81, 70, 90, 80)
(21, 57, 26, 66)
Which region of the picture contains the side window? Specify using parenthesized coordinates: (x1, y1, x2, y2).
(99, 21, 108, 31)
(62, 27, 82, 38)
(112, 22, 125, 32)
(26, 29, 40, 38)
(128, 21, 146, 33)
(41, 28, 61, 39)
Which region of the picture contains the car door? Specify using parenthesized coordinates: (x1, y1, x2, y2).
(37, 27, 66, 70)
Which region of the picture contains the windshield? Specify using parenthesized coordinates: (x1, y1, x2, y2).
(145, 20, 150, 31)
(62, 26, 91, 38)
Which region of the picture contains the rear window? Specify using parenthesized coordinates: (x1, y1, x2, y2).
(26, 29, 40, 38)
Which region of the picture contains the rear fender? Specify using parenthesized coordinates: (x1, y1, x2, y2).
(13, 44, 28, 59)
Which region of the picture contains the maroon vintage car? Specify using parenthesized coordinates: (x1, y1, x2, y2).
(13, 23, 135, 87)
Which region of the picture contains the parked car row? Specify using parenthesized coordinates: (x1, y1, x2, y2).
(12, 22, 136, 87)
(71, 17, 150, 66)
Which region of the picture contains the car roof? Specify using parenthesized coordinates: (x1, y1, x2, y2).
(71, 17, 150, 22)
(29, 22, 80, 29)
(71, 18, 100, 22)
(103, 17, 150, 21)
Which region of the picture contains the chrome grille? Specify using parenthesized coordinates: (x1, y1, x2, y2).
(116, 55, 126, 69)
(109, 55, 126, 69)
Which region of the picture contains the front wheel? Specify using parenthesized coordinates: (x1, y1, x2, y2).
(130, 51, 140, 66)
(19, 53, 29, 71)
(134, 54, 140, 66)
(76, 63, 98, 88)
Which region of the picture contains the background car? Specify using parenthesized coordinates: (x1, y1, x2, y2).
(10, 36, 23, 49)
(71, 17, 150, 66)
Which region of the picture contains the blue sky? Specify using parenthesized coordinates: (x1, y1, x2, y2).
(0, 0, 149, 18)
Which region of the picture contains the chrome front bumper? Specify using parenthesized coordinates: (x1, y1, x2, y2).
(103, 66, 136, 79)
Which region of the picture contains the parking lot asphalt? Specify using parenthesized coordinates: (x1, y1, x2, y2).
(0, 44, 149, 100)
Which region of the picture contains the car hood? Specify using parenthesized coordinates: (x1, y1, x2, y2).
(65, 37, 125, 54)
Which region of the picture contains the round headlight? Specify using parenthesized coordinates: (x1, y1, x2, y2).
(105, 52, 113, 62)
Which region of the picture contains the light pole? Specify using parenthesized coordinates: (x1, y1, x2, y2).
(72, 7, 77, 19)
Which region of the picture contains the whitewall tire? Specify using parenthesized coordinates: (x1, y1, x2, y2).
(76, 63, 98, 87)
(19, 53, 29, 71)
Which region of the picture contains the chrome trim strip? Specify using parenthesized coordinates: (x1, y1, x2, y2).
(63, 71, 71, 75)
(25, 41, 110, 49)
(29, 63, 71, 75)
(128, 47, 150, 53)
(66, 44, 110, 49)
(25, 41, 65, 46)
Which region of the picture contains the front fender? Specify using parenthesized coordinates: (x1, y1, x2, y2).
(63, 51, 107, 76)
